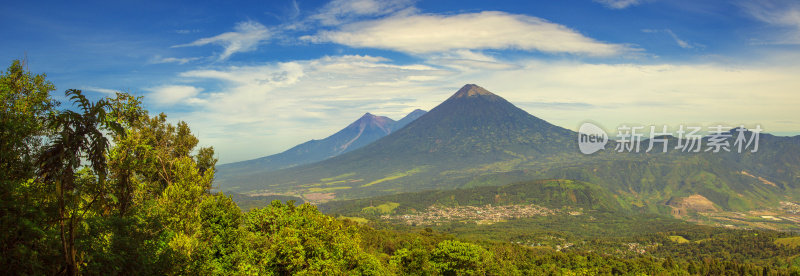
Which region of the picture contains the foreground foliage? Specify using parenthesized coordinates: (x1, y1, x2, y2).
(2, 60, 800, 275)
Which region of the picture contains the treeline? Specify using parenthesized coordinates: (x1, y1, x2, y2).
(225, 192, 304, 211)
(0, 59, 391, 274)
(319, 179, 625, 217)
(357, 224, 800, 275)
(385, 206, 800, 272)
(2, 59, 800, 275)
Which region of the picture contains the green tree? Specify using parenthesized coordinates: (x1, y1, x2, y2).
(144, 156, 215, 275)
(389, 241, 434, 275)
(81, 99, 224, 274)
(197, 194, 244, 273)
(241, 200, 386, 275)
(195, 146, 217, 177)
(105, 92, 146, 216)
(430, 240, 498, 276)
(0, 59, 61, 274)
(36, 89, 122, 275)
(95, 100, 224, 274)
(0, 59, 58, 180)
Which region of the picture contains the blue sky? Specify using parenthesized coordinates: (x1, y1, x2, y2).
(3, 0, 800, 163)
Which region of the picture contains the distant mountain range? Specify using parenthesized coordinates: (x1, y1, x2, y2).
(216, 84, 576, 197)
(215, 109, 426, 184)
(217, 84, 800, 216)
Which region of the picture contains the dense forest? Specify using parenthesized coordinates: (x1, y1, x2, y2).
(3, 59, 800, 275)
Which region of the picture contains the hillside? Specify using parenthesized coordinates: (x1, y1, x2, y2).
(220, 85, 800, 219)
(468, 132, 800, 213)
(215, 109, 426, 187)
(318, 179, 626, 217)
(219, 84, 576, 198)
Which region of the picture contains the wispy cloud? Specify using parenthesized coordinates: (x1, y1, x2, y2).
(740, 0, 800, 44)
(150, 55, 201, 65)
(174, 29, 200, 34)
(593, 0, 643, 9)
(290, 0, 301, 19)
(474, 60, 800, 132)
(172, 20, 271, 60)
(311, 0, 416, 26)
(147, 85, 204, 105)
(152, 52, 800, 163)
(428, 50, 522, 71)
(168, 1, 632, 62)
(664, 29, 693, 49)
(517, 101, 595, 110)
(162, 55, 451, 162)
(643, 29, 700, 49)
(305, 11, 634, 56)
(82, 86, 118, 94)
(137, 0, 800, 164)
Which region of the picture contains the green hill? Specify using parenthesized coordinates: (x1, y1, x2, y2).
(219, 84, 800, 216)
(215, 110, 426, 185)
(218, 84, 576, 199)
(318, 179, 627, 217)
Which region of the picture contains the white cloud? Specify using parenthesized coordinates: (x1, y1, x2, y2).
(175, 29, 200, 34)
(467, 60, 800, 135)
(741, 0, 800, 44)
(172, 21, 271, 60)
(594, 0, 643, 9)
(664, 30, 693, 49)
(163, 55, 452, 162)
(178, 55, 445, 121)
(305, 11, 633, 56)
(428, 50, 521, 71)
(150, 56, 201, 64)
(312, 0, 416, 25)
(154, 52, 800, 164)
(82, 86, 117, 94)
(643, 29, 699, 49)
(147, 85, 204, 105)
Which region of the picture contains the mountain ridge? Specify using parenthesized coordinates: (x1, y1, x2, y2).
(448, 83, 501, 100)
(219, 84, 800, 218)
(215, 109, 427, 185)
(219, 84, 577, 198)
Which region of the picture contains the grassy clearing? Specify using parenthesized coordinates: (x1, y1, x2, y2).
(669, 235, 690, 243)
(308, 186, 352, 192)
(361, 167, 428, 188)
(439, 158, 524, 176)
(774, 237, 800, 248)
(320, 172, 356, 182)
(323, 180, 347, 186)
(362, 202, 400, 215)
(339, 216, 370, 224)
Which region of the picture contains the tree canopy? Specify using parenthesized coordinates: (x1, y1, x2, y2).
(2, 59, 800, 275)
